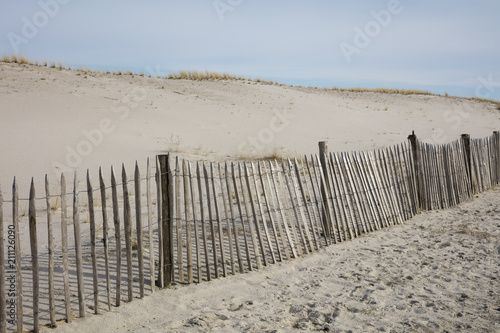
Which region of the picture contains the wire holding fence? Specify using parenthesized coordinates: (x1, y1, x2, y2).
(0, 131, 499, 332)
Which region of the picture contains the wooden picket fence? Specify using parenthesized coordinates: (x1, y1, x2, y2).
(0, 131, 499, 332)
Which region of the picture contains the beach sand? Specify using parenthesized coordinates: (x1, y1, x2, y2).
(52, 187, 500, 333)
(0, 62, 499, 332)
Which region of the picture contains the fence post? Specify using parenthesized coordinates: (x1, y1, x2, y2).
(461, 134, 473, 193)
(494, 131, 500, 185)
(407, 131, 421, 212)
(318, 141, 332, 238)
(158, 154, 174, 288)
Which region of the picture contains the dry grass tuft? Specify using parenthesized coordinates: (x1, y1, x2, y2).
(340, 87, 435, 96)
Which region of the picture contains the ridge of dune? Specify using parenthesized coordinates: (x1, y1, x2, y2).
(1, 62, 500, 332)
(1, 61, 499, 194)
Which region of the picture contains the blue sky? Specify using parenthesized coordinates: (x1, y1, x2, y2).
(1, 0, 499, 100)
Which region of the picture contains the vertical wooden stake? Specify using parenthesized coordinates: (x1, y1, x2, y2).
(244, 162, 268, 267)
(98, 168, 112, 310)
(407, 131, 421, 212)
(86, 171, 99, 314)
(204, 164, 219, 277)
(211, 163, 227, 277)
(111, 167, 122, 306)
(28, 180, 39, 333)
(122, 165, 134, 302)
(158, 155, 174, 288)
(73, 173, 86, 318)
(225, 163, 245, 273)
(318, 141, 332, 238)
(146, 159, 155, 293)
(134, 163, 145, 298)
(175, 158, 184, 283)
(188, 162, 202, 282)
(155, 159, 163, 288)
(60, 174, 72, 321)
(45, 176, 56, 325)
(239, 163, 263, 269)
(461, 134, 474, 194)
(219, 163, 236, 274)
(232, 163, 253, 271)
(183, 160, 194, 283)
(196, 162, 211, 281)
(251, 162, 276, 264)
(258, 161, 283, 261)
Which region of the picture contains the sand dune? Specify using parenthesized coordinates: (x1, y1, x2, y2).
(1, 62, 499, 194)
(1, 62, 499, 332)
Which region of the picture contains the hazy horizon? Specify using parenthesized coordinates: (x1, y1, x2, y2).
(1, 0, 499, 100)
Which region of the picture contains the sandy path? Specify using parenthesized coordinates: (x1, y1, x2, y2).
(51, 187, 500, 333)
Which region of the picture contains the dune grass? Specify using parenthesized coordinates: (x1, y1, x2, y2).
(1, 54, 499, 104)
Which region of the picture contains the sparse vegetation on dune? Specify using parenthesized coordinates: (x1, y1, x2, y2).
(1, 54, 499, 104)
(330, 86, 436, 96)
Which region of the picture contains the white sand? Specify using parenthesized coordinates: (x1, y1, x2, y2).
(1, 62, 499, 332)
(52, 187, 500, 333)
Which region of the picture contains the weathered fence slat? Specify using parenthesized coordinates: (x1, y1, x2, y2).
(258, 161, 283, 261)
(29, 180, 39, 333)
(219, 163, 236, 274)
(239, 163, 263, 268)
(266, 161, 294, 259)
(73, 173, 86, 318)
(251, 162, 276, 264)
(44, 176, 56, 326)
(286, 159, 313, 253)
(155, 159, 163, 288)
(146, 159, 155, 293)
(183, 160, 194, 283)
(228, 163, 248, 273)
(188, 162, 202, 282)
(288, 160, 314, 252)
(211, 163, 227, 276)
(122, 166, 134, 302)
(98, 168, 112, 310)
(305, 156, 331, 246)
(327, 153, 357, 240)
(159, 155, 174, 287)
(203, 163, 219, 277)
(59, 174, 72, 322)
(175, 158, 184, 282)
(134, 163, 145, 298)
(243, 162, 268, 266)
(313, 155, 337, 242)
(110, 167, 122, 306)
(224, 163, 245, 273)
(275, 160, 302, 256)
(197, 162, 212, 280)
(86, 171, 99, 314)
(232, 162, 253, 270)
